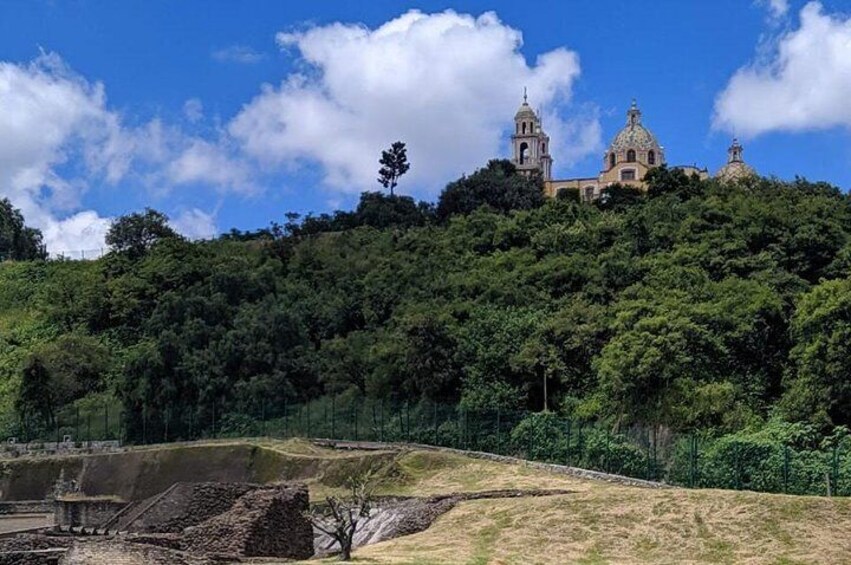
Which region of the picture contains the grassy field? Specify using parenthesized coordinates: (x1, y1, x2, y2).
(293, 443, 851, 565)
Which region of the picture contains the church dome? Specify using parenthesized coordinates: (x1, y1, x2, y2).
(608, 100, 661, 153)
(716, 139, 756, 182)
(515, 100, 536, 119)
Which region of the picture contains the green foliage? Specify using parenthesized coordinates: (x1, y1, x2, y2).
(785, 278, 851, 426)
(3, 167, 851, 468)
(596, 183, 644, 212)
(509, 412, 652, 475)
(436, 160, 545, 220)
(377, 140, 411, 196)
(0, 198, 46, 260)
(509, 411, 566, 461)
(555, 188, 579, 203)
(105, 208, 181, 259)
(354, 192, 431, 229)
(673, 420, 851, 495)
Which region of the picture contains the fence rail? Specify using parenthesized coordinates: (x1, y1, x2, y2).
(8, 396, 849, 497)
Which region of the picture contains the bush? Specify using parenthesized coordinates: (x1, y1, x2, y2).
(509, 412, 567, 462)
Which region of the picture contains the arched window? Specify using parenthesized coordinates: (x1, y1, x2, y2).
(648, 150, 656, 165)
(516, 123, 519, 134)
(519, 142, 529, 165)
(522, 122, 527, 134)
(627, 149, 636, 162)
(584, 186, 595, 202)
(541, 143, 546, 154)
(609, 153, 616, 169)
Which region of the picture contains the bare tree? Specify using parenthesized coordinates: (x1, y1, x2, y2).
(307, 474, 375, 561)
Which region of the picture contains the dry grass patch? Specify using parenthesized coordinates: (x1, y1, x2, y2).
(354, 485, 851, 564)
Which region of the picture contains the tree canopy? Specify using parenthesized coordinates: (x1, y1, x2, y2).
(0, 198, 46, 260)
(2, 163, 851, 449)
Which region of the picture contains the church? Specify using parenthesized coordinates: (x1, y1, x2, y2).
(510, 95, 756, 201)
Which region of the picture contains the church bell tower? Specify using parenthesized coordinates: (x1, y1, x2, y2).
(511, 89, 552, 181)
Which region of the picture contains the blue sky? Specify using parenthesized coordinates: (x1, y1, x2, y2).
(1, 0, 850, 254)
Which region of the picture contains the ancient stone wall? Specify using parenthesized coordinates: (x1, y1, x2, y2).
(125, 482, 260, 533)
(54, 499, 127, 529)
(183, 483, 312, 559)
(0, 549, 65, 565)
(0, 501, 53, 515)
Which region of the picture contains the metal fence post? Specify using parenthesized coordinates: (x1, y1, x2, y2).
(406, 401, 411, 442)
(353, 400, 359, 441)
(432, 402, 438, 445)
(651, 426, 657, 481)
(832, 445, 840, 495)
(566, 419, 572, 466)
(783, 445, 790, 494)
(735, 443, 742, 490)
(331, 394, 336, 439)
(689, 434, 696, 488)
(496, 407, 501, 454)
(528, 415, 534, 460)
(380, 399, 385, 443)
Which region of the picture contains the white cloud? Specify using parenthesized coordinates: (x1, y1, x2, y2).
(42, 211, 113, 257)
(166, 138, 255, 194)
(714, 2, 851, 137)
(212, 45, 266, 64)
(183, 98, 204, 123)
(0, 53, 121, 254)
(0, 53, 257, 253)
(228, 10, 599, 194)
(170, 208, 218, 240)
(757, 0, 790, 20)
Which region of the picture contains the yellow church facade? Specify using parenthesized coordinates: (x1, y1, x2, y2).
(511, 96, 753, 201)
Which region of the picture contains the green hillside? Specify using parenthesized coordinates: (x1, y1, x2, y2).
(0, 162, 849, 493)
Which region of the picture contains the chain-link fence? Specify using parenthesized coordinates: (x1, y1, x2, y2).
(6, 395, 849, 497)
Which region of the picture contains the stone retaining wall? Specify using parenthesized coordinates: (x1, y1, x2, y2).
(54, 499, 127, 529)
(0, 501, 52, 515)
(311, 438, 672, 489)
(183, 483, 313, 559)
(0, 548, 66, 564)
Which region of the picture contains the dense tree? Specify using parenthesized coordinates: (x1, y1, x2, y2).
(436, 160, 546, 220)
(1, 162, 850, 454)
(16, 357, 54, 428)
(785, 278, 851, 427)
(106, 208, 181, 259)
(0, 198, 47, 260)
(596, 183, 644, 212)
(354, 192, 432, 229)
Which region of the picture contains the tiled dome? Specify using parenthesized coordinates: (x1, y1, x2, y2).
(717, 161, 756, 182)
(608, 100, 661, 153)
(715, 139, 756, 182)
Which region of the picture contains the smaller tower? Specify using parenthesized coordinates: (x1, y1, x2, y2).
(716, 138, 756, 182)
(511, 89, 552, 180)
(727, 138, 744, 163)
